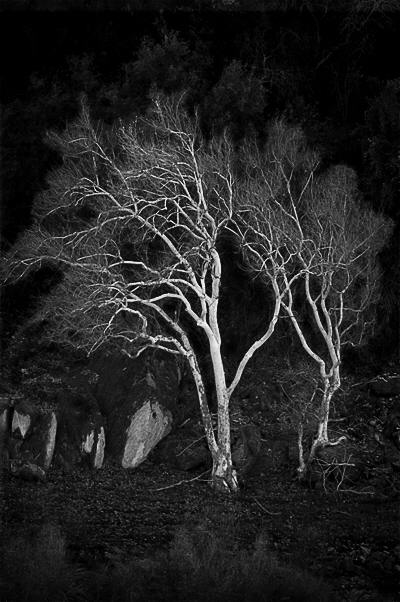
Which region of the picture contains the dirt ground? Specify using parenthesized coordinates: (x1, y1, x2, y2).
(1, 348, 399, 601)
(2, 430, 399, 602)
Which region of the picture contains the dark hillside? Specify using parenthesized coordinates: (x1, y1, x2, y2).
(1, 4, 399, 601)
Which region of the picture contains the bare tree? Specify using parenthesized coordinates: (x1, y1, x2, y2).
(3, 96, 284, 492)
(239, 120, 392, 477)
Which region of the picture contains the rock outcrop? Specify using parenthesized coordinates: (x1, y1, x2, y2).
(1, 351, 183, 477)
(175, 440, 210, 471)
(92, 352, 181, 417)
(95, 352, 177, 468)
(56, 391, 105, 470)
(8, 405, 57, 471)
(11, 400, 38, 440)
(0, 399, 11, 443)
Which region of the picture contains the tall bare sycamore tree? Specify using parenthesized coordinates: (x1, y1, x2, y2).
(240, 121, 392, 477)
(3, 96, 284, 492)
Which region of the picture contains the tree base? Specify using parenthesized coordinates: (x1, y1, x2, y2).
(297, 435, 348, 485)
(211, 467, 239, 493)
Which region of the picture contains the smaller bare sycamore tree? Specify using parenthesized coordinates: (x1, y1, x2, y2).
(239, 121, 392, 477)
(3, 96, 284, 492)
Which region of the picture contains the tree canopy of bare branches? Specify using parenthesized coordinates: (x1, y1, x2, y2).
(3, 95, 285, 492)
(238, 120, 392, 475)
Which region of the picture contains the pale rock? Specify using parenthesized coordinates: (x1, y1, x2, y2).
(103, 353, 178, 468)
(94, 426, 105, 469)
(9, 410, 57, 471)
(12, 409, 32, 439)
(122, 400, 172, 468)
(56, 391, 105, 469)
(80, 421, 105, 469)
(80, 424, 105, 469)
(81, 430, 95, 454)
(0, 402, 10, 439)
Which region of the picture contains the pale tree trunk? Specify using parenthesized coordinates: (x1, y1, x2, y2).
(212, 395, 238, 493)
(186, 351, 219, 460)
(200, 250, 238, 492)
(186, 342, 238, 492)
(318, 367, 342, 447)
(320, 382, 333, 443)
(209, 339, 238, 492)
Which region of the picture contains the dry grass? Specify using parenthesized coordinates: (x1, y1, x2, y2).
(0, 523, 85, 602)
(0, 520, 334, 602)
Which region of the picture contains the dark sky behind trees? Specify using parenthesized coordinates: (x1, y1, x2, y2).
(1, 2, 399, 358)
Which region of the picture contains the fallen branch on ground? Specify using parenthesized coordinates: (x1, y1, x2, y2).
(340, 487, 375, 496)
(151, 469, 210, 492)
(252, 496, 282, 516)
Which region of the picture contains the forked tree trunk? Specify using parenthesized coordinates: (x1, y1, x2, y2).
(187, 346, 238, 492)
(298, 373, 344, 480)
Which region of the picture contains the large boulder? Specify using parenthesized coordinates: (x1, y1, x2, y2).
(55, 391, 105, 470)
(91, 352, 181, 418)
(0, 399, 11, 442)
(7, 402, 57, 471)
(12, 411, 57, 470)
(150, 419, 211, 471)
(11, 400, 38, 440)
(108, 394, 173, 469)
(155, 434, 211, 471)
(175, 441, 210, 471)
(94, 352, 178, 468)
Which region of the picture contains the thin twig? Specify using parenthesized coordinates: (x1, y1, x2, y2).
(252, 496, 282, 516)
(350, 378, 376, 388)
(176, 435, 206, 457)
(152, 469, 210, 492)
(340, 488, 375, 496)
(280, 384, 292, 403)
